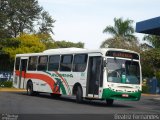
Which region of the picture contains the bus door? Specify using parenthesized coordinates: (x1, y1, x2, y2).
(18, 58, 28, 89)
(87, 55, 103, 98)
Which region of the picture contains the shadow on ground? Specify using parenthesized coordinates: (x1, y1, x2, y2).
(13, 92, 134, 108)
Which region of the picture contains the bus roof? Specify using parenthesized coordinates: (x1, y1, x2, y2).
(16, 48, 139, 57)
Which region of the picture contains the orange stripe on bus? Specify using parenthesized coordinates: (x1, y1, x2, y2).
(15, 70, 57, 93)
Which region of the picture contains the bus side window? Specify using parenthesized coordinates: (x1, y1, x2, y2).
(60, 55, 73, 71)
(73, 54, 88, 72)
(37, 56, 48, 71)
(15, 57, 20, 70)
(48, 55, 60, 71)
(28, 56, 38, 71)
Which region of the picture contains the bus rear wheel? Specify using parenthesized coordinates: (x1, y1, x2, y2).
(27, 82, 34, 96)
(76, 86, 83, 103)
(106, 99, 114, 106)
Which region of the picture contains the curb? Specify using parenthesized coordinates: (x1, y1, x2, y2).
(142, 93, 160, 101)
(0, 88, 26, 92)
(142, 93, 160, 97)
(151, 97, 160, 102)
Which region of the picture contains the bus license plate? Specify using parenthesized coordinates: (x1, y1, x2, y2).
(122, 94, 129, 97)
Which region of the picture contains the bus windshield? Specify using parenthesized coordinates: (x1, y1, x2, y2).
(106, 58, 140, 84)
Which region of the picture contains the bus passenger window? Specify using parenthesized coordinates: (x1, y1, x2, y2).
(60, 55, 73, 71)
(48, 55, 60, 71)
(15, 57, 20, 70)
(37, 56, 48, 71)
(73, 54, 88, 72)
(28, 56, 38, 71)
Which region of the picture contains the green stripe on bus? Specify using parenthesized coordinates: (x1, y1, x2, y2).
(63, 78, 71, 95)
(55, 78, 67, 95)
(53, 71, 71, 95)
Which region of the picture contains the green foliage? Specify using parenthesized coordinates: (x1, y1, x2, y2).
(1, 0, 42, 37)
(155, 71, 160, 86)
(0, 0, 10, 38)
(103, 17, 136, 40)
(0, 0, 86, 72)
(141, 64, 154, 78)
(0, 54, 13, 71)
(0, 81, 13, 88)
(2, 34, 46, 59)
(55, 41, 84, 48)
(141, 48, 160, 78)
(142, 85, 149, 93)
(38, 33, 57, 49)
(143, 35, 160, 48)
(101, 17, 138, 50)
(0, 0, 55, 37)
(100, 37, 140, 52)
(141, 49, 160, 70)
(38, 11, 56, 34)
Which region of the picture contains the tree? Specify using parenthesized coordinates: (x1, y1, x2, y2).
(0, 0, 10, 38)
(141, 48, 160, 78)
(100, 37, 140, 52)
(103, 18, 136, 41)
(55, 41, 84, 48)
(142, 35, 160, 80)
(143, 35, 160, 48)
(38, 33, 57, 49)
(0, 34, 45, 71)
(101, 18, 138, 50)
(5, 0, 42, 37)
(0, 0, 55, 37)
(38, 11, 56, 34)
(2, 34, 45, 59)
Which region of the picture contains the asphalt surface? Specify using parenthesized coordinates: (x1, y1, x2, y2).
(0, 92, 160, 120)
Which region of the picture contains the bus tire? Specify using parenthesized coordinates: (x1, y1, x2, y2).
(27, 81, 34, 96)
(106, 99, 114, 106)
(76, 86, 83, 103)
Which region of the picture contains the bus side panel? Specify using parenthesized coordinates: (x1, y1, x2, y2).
(13, 72, 19, 88)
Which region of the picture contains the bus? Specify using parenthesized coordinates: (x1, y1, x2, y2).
(13, 48, 142, 105)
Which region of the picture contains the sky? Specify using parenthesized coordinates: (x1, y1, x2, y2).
(38, 0, 160, 49)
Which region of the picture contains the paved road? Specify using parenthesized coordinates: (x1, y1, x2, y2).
(0, 92, 160, 120)
(0, 92, 160, 114)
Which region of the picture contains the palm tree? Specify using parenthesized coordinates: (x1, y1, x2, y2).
(101, 18, 137, 49)
(103, 17, 136, 40)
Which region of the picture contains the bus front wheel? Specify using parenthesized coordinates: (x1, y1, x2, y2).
(106, 99, 114, 106)
(76, 86, 83, 103)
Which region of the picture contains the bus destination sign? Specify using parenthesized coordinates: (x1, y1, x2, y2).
(106, 51, 139, 60)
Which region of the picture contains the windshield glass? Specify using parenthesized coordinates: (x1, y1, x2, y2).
(107, 58, 140, 84)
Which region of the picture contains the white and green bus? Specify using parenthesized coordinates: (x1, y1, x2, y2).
(13, 48, 142, 105)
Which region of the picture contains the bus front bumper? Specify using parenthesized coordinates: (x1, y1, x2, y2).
(102, 88, 141, 101)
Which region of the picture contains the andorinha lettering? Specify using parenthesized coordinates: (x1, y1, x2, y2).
(51, 73, 73, 78)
